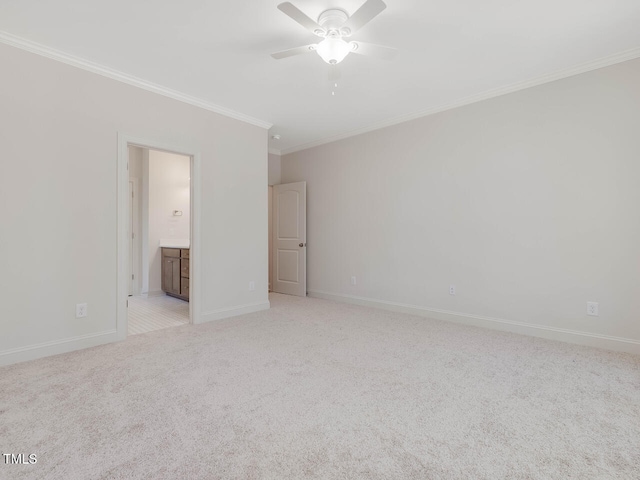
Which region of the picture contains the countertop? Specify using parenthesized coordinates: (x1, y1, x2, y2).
(159, 239, 190, 249)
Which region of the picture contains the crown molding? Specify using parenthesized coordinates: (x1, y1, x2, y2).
(268, 148, 282, 156)
(280, 46, 640, 155)
(0, 31, 273, 130)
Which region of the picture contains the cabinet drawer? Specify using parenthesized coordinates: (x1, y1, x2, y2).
(181, 259, 189, 278)
(181, 249, 190, 258)
(181, 278, 189, 298)
(163, 248, 180, 258)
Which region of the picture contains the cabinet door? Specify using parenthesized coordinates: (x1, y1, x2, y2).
(162, 257, 169, 292)
(163, 257, 181, 295)
(170, 258, 181, 294)
(180, 258, 189, 278)
(181, 278, 190, 299)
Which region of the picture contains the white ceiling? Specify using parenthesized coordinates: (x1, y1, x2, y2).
(1, 0, 639, 153)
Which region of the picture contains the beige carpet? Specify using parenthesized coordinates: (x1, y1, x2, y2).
(1, 294, 638, 479)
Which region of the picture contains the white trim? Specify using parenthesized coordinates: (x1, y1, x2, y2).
(0, 330, 118, 366)
(145, 290, 165, 298)
(201, 301, 271, 323)
(5, 30, 637, 156)
(189, 148, 202, 326)
(0, 31, 272, 130)
(129, 177, 141, 296)
(141, 149, 150, 294)
(117, 134, 202, 339)
(280, 47, 640, 155)
(308, 290, 640, 355)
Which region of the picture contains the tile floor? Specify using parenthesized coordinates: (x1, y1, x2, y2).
(128, 294, 189, 335)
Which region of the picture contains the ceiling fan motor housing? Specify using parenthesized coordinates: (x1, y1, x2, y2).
(318, 9, 350, 38)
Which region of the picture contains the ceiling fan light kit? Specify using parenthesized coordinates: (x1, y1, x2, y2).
(272, 0, 396, 65)
(317, 38, 352, 65)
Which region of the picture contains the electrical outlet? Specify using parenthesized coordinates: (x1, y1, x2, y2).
(587, 302, 599, 316)
(76, 303, 87, 318)
(249, 281, 255, 291)
(351, 276, 357, 286)
(449, 285, 456, 295)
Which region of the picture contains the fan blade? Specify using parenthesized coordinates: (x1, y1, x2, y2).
(342, 0, 387, 35)
(277, 2, 325, 36)
(350, 41, 397, 60)
(328, 65, 341, 83)
(271, 44, 317, 59)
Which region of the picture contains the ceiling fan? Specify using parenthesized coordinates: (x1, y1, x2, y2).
(271, 0, 397, 66)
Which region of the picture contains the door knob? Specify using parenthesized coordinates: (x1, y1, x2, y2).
(299, 243, 306, 247)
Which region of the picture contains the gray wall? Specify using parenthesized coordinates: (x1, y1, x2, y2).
(282, 58, 640, 350)
(0, 43, 269, 362)
(268, 153, 281, 186)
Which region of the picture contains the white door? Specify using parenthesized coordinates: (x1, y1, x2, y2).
(273, 181, 306, 296)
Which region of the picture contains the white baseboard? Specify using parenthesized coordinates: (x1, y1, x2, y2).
(144, 290, 165, 298)
(200, 300, 270, 323)
(308, 290, 640, 355)
(0, 330, 118, 366)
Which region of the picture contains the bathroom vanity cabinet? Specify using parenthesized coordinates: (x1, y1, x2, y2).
(161, 247, 189, 301)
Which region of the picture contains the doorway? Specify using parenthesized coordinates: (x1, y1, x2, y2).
(117, 134, 201, 341)
(127, 147, 191, 335)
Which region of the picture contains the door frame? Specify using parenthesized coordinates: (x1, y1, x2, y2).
(128, 177, 141, 296)
(117, 133, 202, 341)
